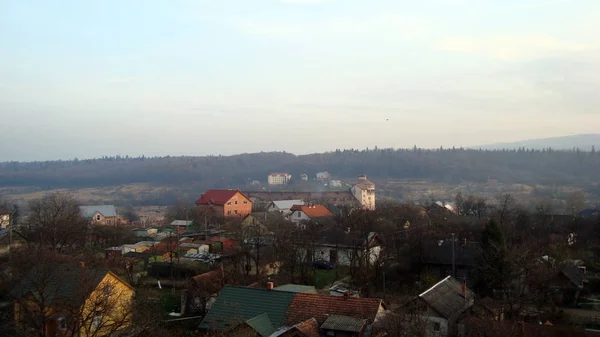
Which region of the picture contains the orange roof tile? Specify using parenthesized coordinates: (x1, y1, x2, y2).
(290, 205, 333, 218)
(294, 318, 321, 337)
(284, 293, 382, 326)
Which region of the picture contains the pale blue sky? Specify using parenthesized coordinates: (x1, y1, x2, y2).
(1, 0, 599, 161)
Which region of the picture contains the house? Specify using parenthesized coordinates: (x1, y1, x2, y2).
(288, 204, 334, 225)
(195, 189, 253, 218)
(11, 265, 134, 337)
(244, 191, 360, 208)
(271, 318, 321, 337)
(320, 315, 368, 337)
(200, 285, 385, 335)
(423, 239, 481, 284)
(350, 175, 376, 210)
(211, 236, 238, 250)
(267, 200, 305, 215)
(132, 228, 158, 237)
(551, 261, 587, 305)
(273, 284, 318, 294)
(300, 174, 309, 181)
(316, 171, 331, 181)
(330, 180, 343, 188)
(170, 220, 195, 232)
(411, 276, 475, 337)
(0, 208, 11, 229)
(284, 292, 386, 326)
(80, 205, 120, 225)
(268, 173, 292, 185)
(0, 228, 26, 256)
(306, 228, 383, 267)
(200, 285, 296, 331)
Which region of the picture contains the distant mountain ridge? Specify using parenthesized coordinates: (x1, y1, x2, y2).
(474, 134, 599, 151)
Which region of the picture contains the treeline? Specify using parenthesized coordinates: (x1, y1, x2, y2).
(1, 147, 599, 204)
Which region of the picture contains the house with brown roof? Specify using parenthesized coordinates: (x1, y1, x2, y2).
(306, 228, 383, 267)
(195, 189, 252, 217)
(288, 204, 334, 225)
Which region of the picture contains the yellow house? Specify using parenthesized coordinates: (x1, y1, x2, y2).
(11, 265, 135, 337)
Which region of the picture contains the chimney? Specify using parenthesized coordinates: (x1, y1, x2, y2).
(80, 261, 85, 268)
(344, 291, 350, 299)
(266, 282, 274, 290)
(461, 280, 467, 298)
(464, 238, 467, 246)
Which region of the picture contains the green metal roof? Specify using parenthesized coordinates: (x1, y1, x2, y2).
(245, 313, 276, 337)
(199, 285, 295, 330)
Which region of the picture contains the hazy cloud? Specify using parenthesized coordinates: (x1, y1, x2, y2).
(435, 35, 589, 60)
(238, 13, 428, 39)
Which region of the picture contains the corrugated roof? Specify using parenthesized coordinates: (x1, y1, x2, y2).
(321, 315, 367, 332)
(419, 276, 474, 320)
(170, 220, 194, 226)
(270, 200, 304, 210)
(274, 284, 318, 294)
(195, 189, 250, 206)
(200, 285, 295, 330)
(79, 205, 117, 218)
(246, 313, 277, 337)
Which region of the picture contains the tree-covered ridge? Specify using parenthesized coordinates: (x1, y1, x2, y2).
(1, 147, 598, 189)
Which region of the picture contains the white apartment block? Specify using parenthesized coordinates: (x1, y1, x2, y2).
(268, 172, 292, 185)
(351, 175, 376, 210)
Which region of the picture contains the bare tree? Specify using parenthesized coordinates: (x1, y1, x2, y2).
(9, 251, 134, 337)
(24, 192, 89, 253)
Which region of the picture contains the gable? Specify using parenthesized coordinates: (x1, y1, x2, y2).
(197, 190, 251, 206)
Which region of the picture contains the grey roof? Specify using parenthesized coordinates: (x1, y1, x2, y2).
(11, 265, 109, 307)
(321, 315, 367, 332)
(423, 240, 481, 267)
(561, 263, 585, 287)
(245, 313, 277, 337)
(170, 220, 194, 226)
(274, 284, 318, 294)
(79, 205, 117, 218)
(270, 200, 304, 210)
(419, 276, 474, 320)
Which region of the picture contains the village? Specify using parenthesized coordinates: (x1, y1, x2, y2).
(1, 172, 600, 337)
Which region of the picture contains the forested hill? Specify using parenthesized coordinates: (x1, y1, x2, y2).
(1, 148, 599, 191)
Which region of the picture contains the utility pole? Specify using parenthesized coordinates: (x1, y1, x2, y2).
(451, 232, 456, 278)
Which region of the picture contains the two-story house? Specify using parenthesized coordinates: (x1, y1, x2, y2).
(80, 205, 120, 225)
(288, 204, 334, 225)
(11, 265, 135, 337)
(195, 189, 252, 217)
(350, 175, 376, 210)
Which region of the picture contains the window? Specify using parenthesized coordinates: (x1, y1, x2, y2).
(243, 200, 248, 204)
(235, 200, 238, 205)
(96, 214, 101, 221)
(227, 202, 231, 205)
(104, 284, 111, 298)
(92, 311, 102, 329)
(297, 212, 301, 218)
(227, 210, 232, 215)
(57, 317, 67, 331)
(234, 210, 238, 214)
(433, 322, 441, 332)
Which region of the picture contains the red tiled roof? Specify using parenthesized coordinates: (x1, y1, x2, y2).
(294, 318, 321, 337)
(195, 189, 250, 205)
(290, 205, 334, 218)
(284, 293, 382, 326)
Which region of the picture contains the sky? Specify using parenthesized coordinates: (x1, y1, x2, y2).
(1, 0, 599, 161)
